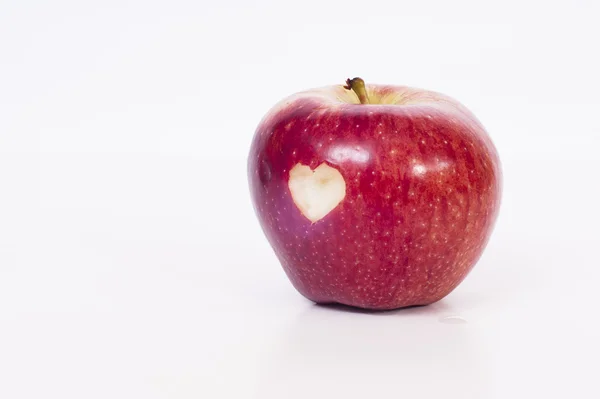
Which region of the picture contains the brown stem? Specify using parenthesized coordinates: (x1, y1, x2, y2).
(343, 77, 370, 104)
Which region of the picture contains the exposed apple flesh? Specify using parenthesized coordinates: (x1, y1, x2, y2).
(288, 163, 346, 223)
(248, 78, 501, 310)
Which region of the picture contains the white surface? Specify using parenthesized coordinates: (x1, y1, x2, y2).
(1, 1, 599, 398)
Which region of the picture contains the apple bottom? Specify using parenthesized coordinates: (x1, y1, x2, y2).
(267, 213, 491, 310)
(286, 270, 476, 310)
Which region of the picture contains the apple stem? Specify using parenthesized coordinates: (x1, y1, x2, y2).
(344, 77, 370, 104)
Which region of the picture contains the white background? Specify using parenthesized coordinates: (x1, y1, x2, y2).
(1, 0, 599, 397)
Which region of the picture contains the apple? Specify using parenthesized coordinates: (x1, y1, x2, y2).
(248, 78, 501, 310)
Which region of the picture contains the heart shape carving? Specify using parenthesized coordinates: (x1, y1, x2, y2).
(288, 162, 346, 223)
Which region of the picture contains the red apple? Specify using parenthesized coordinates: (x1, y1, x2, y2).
(248, 78, 501, 310)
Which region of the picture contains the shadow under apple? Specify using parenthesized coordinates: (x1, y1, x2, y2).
(253, 300, 491, 399)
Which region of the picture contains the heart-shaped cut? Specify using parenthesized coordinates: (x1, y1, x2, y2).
(288, 162, 346, 223)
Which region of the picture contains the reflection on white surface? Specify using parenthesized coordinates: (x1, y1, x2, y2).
(439, 315, 468, 324)
(327, 145, 370, 164)
(254, 302, 488, 399)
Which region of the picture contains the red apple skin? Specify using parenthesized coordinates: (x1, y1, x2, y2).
(248, 84, 501, 310)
